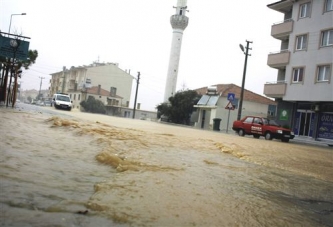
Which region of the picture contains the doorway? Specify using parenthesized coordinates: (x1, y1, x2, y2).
(295, 110, 315, 137)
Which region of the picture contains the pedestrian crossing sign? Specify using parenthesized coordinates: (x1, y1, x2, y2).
(227, 93, 235, 101)
(225, 101, 235, 110)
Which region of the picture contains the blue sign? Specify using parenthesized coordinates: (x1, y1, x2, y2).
(318, 113, 333, 140)
(227, 93, 235, 101)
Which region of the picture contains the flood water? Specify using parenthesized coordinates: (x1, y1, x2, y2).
(1, 105, 332, 227)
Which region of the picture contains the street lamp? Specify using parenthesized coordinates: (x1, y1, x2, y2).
(237, 40, 252, 120)
(8, 13, 26, 34)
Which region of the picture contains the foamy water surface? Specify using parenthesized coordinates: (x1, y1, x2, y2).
(1, 105, 332, 227)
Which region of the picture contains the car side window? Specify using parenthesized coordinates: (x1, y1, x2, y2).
(244, 117, 254, 123)
(254, 118, 263, 124)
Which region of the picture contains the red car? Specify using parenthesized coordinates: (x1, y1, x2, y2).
(232, 116, 295, 142)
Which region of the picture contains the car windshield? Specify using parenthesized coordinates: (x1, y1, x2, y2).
(56, 95, 70, 102)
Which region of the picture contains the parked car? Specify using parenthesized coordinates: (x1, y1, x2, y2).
(232, 116, 295, 142)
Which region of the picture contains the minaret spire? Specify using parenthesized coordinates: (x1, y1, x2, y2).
(163, 0, 189, 102)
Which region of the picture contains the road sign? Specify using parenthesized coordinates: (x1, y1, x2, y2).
(225, 101, 235, 110)
(227, 93, 235, 101)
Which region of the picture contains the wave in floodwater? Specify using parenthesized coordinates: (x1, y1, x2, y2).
(0, 109, 332, 227)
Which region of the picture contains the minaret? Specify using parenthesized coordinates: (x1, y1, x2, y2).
(164, 0, 189, 102)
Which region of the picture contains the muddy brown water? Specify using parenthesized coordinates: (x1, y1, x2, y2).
(1, 106, 332, 226)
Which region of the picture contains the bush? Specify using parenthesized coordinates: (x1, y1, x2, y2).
(80, 96, 106, 114)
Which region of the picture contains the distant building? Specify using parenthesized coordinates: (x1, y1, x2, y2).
(20, 89, 49, 102)
(193, 84, 276, 131)
(264, 0, 333, 142)
(49, 62, 134, 110)
(79, 85, 123, 116)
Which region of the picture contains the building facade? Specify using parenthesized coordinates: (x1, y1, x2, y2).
(49, 62, 134, 110)
(193, 84, 277, 131)
(264, 0, 333, 142)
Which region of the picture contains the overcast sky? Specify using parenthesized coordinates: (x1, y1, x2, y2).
(1, 0, 283, 111)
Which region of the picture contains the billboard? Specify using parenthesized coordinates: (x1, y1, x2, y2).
(0, 36, 30, 60)
(318, 113, 333, 140)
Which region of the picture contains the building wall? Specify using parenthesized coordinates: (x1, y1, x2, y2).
(120, 107, 158, 120)
(84, 64, 134, 105)
(284, 0, 333, 101)
(69, 92, 82, 109)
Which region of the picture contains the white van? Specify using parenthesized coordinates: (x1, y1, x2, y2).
(52, 93, 72, 111)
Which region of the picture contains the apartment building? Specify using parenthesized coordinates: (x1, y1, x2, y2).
(49, 62, 134, 110)
(264, 0, 333, 142)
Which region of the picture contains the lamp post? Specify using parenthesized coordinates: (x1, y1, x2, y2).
(8, 13, 26, 34)
(237, 40, 252, 120)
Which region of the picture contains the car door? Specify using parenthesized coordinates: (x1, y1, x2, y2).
(243, 117, 254, 133)
(252, 117, 264, 135)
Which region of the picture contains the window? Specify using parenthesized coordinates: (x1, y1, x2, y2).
(244, 117, 254, 123)
(78, 94, 81, 100)
(325, 0, 333, 12)
(292, 68, 304, 83)
(296, 35, 307, 50)
(321, 29, 333, 46)
(254, 118, 263, 124)
(299, 2, 311, 18)
(317, 65, 331, 82)
(74, 94, 76, 100)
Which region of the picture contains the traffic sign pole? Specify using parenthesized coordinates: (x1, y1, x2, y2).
(226, 109, 231, 133)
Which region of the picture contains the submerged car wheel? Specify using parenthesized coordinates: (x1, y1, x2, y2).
(238, 129, 245, 137)
(265, 132, 273, 140)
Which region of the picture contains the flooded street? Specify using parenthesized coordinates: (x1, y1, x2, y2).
(1, 104, 332, 226)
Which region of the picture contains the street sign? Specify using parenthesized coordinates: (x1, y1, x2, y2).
(225, 101, 235, 110)
(227, 93, 235, 101)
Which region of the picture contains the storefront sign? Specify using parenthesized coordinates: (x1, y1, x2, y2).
(279, 109, 289, 120)
(318, 113, 333, 140)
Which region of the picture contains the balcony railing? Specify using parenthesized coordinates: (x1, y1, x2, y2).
(267, 50, 290, 69)
(271, 19, 293, 40)
(264, 81, 287, 98)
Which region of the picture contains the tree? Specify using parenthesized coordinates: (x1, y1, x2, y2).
(0, 37, 38, 105)
(80, 96, 106, 114)
(156, 90, 201, 125)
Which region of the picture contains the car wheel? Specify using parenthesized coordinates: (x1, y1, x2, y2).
(265, 132, 273, 140)
(253, 134, 260, 139)
(238, 129, 245, 137)
(281, 138, 289, 142)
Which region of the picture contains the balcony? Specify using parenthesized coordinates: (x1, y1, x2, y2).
(264, 81, 287, 98)
(267, 50, 290, 69)
(271, 19, 293, 40)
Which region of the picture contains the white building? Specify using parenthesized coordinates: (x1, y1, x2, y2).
(264, 0, 333, 142)
(193, 84, 277, 132)
(50, 62, 134, 110)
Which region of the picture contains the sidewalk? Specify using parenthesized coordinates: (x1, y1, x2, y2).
(291, 136, 333, 147)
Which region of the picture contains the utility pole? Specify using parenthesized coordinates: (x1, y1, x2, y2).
(237, 40, 252, 120)
(39, 76, 45, 100)
(61, 66, 66, 93)
(133, 72, 140, 119)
